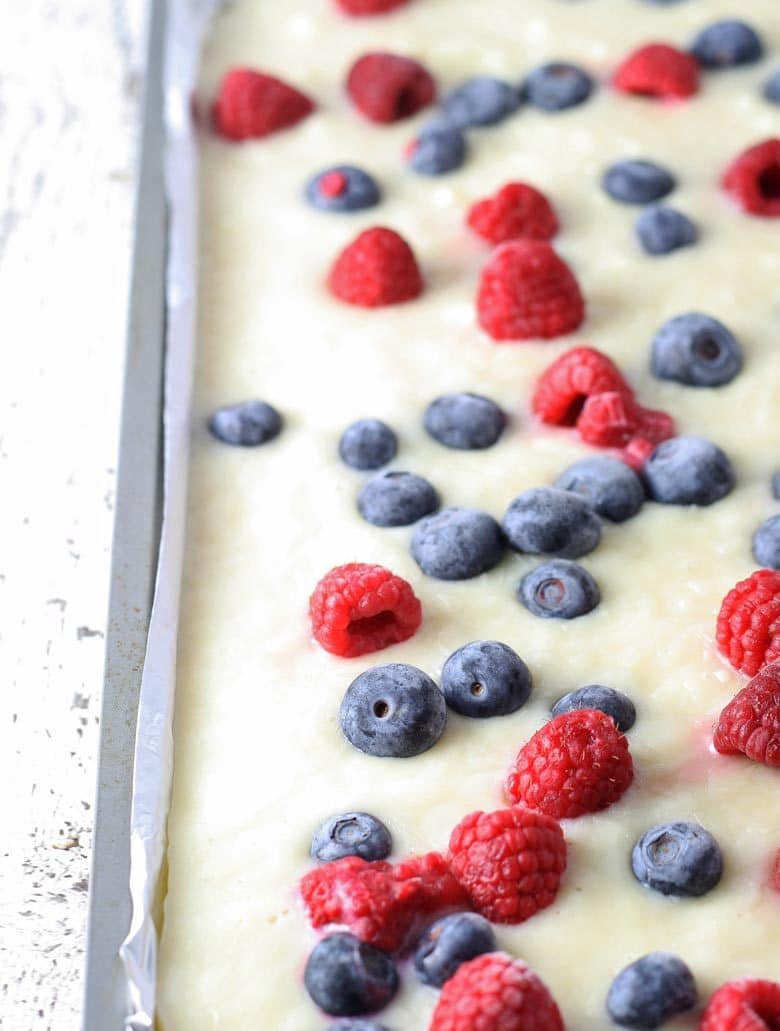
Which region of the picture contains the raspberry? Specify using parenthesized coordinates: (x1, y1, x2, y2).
(346, 52, 436, 124)
(448, 806, 566, 924)
(621, 436, 657, 472)
(700, 979, 780, 1031)
(614, 44, 700, 100)
(430, 952, 564, 1031)
(577, 391, 641, 448)
(532, 346, 633, 426)
(467, 182, 559, 246)
(328, 227, 423, 308)
(476, 240, 585, 341)
(716, 570, 780, 677)
(309, 562, 422, 658)
(335, 0, 410, 14)
(634, 406, 677, 445)
(722, 138, 780, 217)
(212, 68, 314, 141)
(713, 661, 780, 767)
(506, 709, 634, 820)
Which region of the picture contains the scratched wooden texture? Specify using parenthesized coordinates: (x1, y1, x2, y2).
(0, 2, 146, 1027)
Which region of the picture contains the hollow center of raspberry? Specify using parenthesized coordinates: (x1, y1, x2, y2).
(693, 336, 722, 362)
(758, 164, 780, 203)
(561, 395, 587, 425)
(536, 578, 565, 607)
(394, 87, 418, 119)
(470, 682, 485, 697)
(347, 610, 398, 641)
(320, 171, 348, 197)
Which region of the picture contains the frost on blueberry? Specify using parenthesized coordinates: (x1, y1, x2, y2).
(407, 123, 467, 176)
(441, 76, 520, 128)
(339, 419, 398, 470)
(552, 685, 636, 733)
(503, 487, 602, 559)
(208, 399, 282, 446)
(304, 933, 399, 1017)
(311, 812, 392, 863)
(358, 471, 439, 527)
(518, 559, 600, 619)
(306, 166, 381, 213)
(691, 19, 764, 69)
(423, 392, 507, 450)
(632, 821, 723, 897)
(412, 507, 505, 580)
(524, 62, 594, 111)
(441, 640, 532, 718)
(413, 913, 496, 988)
(602, 160, 676, 205)
(753, 515, 780, 570)
(555, 456, 645, 523)
(607, 952, 697, 1029)
(644, 436, 735, 506)
(651, 313, 742, 387)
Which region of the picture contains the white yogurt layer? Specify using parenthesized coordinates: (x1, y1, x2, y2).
(158, 1, 780, 1027)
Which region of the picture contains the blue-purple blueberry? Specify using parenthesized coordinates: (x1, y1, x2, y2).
(424, 392, 507, 450)
(441, 640, 532, 718)
(408, 123, 467, 176)
(651, 313, 742, 387)
(441, 76, 520, 128)
(306, 166, 381, 213)
(358, 471, 439, 527)
(555, 456, 645, 523)
(518, 559, 601, 619)
(644, 436, 735, 506)
(208, 400, 282, 446)
(311, 812, 392, 863)
(524, 62, 594, 111)
(304, 934, 398, 1017)
(502, 487, 601, 559)
(552, 684, 636, 732)
(339, 419, 397, 471)
(412, 507, 504, 580)
(603, 160, 675, 205)
(753, 515, 780, 570)
(691, 20, 764, 68)
(607, 952, 697, 1029)
(413, 913, 497, 988)
(636, 206, 697, 256)
(632, 822, 723, 897)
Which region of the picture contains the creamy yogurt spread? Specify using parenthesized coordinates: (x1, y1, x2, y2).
(158, 1, 780, 1027)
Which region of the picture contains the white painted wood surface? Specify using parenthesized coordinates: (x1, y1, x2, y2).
(0, 2, 146, 1027)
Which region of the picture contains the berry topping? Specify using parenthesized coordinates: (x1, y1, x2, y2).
(358, 471, 440, 527)
(413, 912, 496, 988)
(717, 570, 780, 677)
(644, 436, 735, 506)
(430, 953, 564, 1031)
(441, 76, 520, 128)
(506, 709, 634, 819)
(524, 62, 595, 112)
(448, 807, 566, 923)
(576, 390, 642, 448)
(476, 240, 585, 341)
(306, 166, 381, 213)
(614, 43, 699, 100)
(632, 821, 723, 897)
(309, 563, 422, 658)
(713, 661, 780, 768)
(207, 399, 283, 446)
(607, 952, 698, 1029)
(304, 933, 398, 1017)
(700, 979, 780, 1031)
(651, 313, 743, 387)
(311, 812, 393, 863)
(691, 20, 764, 69)
(335, 0, 409, 13)
(555, 456, 645, 524)
(441, 640, 533, 718)
(532, 346, 632, 426)
(502, 487, 602, 560)
(407, 123, 467, 175)
(339, 419, 398, 470)
(411, 508, 505, 581)
(636, 205, 697, 256)
(765, 70, 780, 106)
(340, 663, 447, 758)
(467, 182, 559, 245)
(722, 139, 780, 218)
(754, 516, 780, 570)
(602, 159, 676, 205)
(518, 559, 601, 620)
(346, 52, 436, 125)
(212, 68, 314, 141)
(552, 685, 637, 733)
(328, 227, 423, 307)
(423, 392, 507, 450)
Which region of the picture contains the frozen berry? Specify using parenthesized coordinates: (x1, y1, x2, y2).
(607, 952, 698, 1029)
(555, 456, 645, 523)
(614, 43, 699, 100)
(340, 663, 447, 758)
(208, 400, 283, 446)
(722, 138, 780, 217)
(713, 660, 780, 767)
(339, 420, 398, 470)
(552, 684, 636, 733)
(423, 392, 507, 450)
(413, 912, 496, 988)
(503, 487, 602, 559)
(691, 20, 764, 68)
(306, 166, 381, 212)
(524, 62, 594, 111)
(304, 933, 398, 1017)
(358, 471, 439, 527)
(329, 227, 423, 307)
(346, 52, 436, 124)
(716, 570, 780, 677)
(407, 123, 467, 175)
(311, 812, 393, 863)
(765, 70, 780, 105)
(701, 979, 780, 1031)
(441, 76, 520, 128)
(602, 159, 676, 205)
(335, 0, 409, 14)
(441, 640, 532, 718)
(644, 436, 735, 506)
(753, 516, 780, 570)
(651, 313, 743, 387)
(636, 205, 697, 255)
(532, 346, 633, 426)
(467, 182, 559, 245)
(518, 559, 600, 619)
(212, 68, 315, 141)
(411, 507, 505, 580)
(632, 822, 723, 897)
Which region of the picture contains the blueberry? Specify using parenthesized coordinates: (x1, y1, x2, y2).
(773, 469, 780, 499)
(358, 471, 439, 527)
(339, 420, 398, 471)
(411, 507, 505, 580)
(753, 515, 780, 569)
(632, 821, 723, 897)
(340, 664, 447, 758)
(644, 436, 735, 506)
(311, 812, 392, 863)
(764, 69, 780, 105)
(503, 487, 601, 559)
(651, 313, 743, 387)
(602, 160, 676, 205)
(413, 913, 496, 988)
(518, 559, 600, 619)
(305, 166, 381, 213)
(408, 123, 467, 176)
(304, 933, 398, 1017)
(636, 206, 697, 256)
(208, 400, 282, 446)
(441, 76, 520, 128)
(327, 1022, 390, 1031)
(607, 952, 698, 1029)
(524, 62, 594, 111)
(441, 640, 532, 718)
(555, 457, 645, 523)
(552, 685, 636, 732)
(691, 20, 764, 69)
(423, 392, 507, 450)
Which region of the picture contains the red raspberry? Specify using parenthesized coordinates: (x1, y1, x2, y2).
(577, 391, 641, 447)
(713, 661, 780, 768)
(722, 139, 780, 218)
(335, 0, 410, 13)
(716, 570, 780, 677)
(448, 806, 566, 924)
(700, 979, 780, 1031)
(621, 436, 656, 472)
(430, 952, 564, 1031)
(309, 562, 422, 658)
(476, 241, 585, 341)
(506, 709, 634, 820)
(346, 52, 436, 124)
(634, 406, 676, 445)
(328, 226, 423, 308)
(467, 182, 559, 246)
(614, 43, 700, 100)
(532, 346, 633, 426)
(212, 68, 315, 141)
